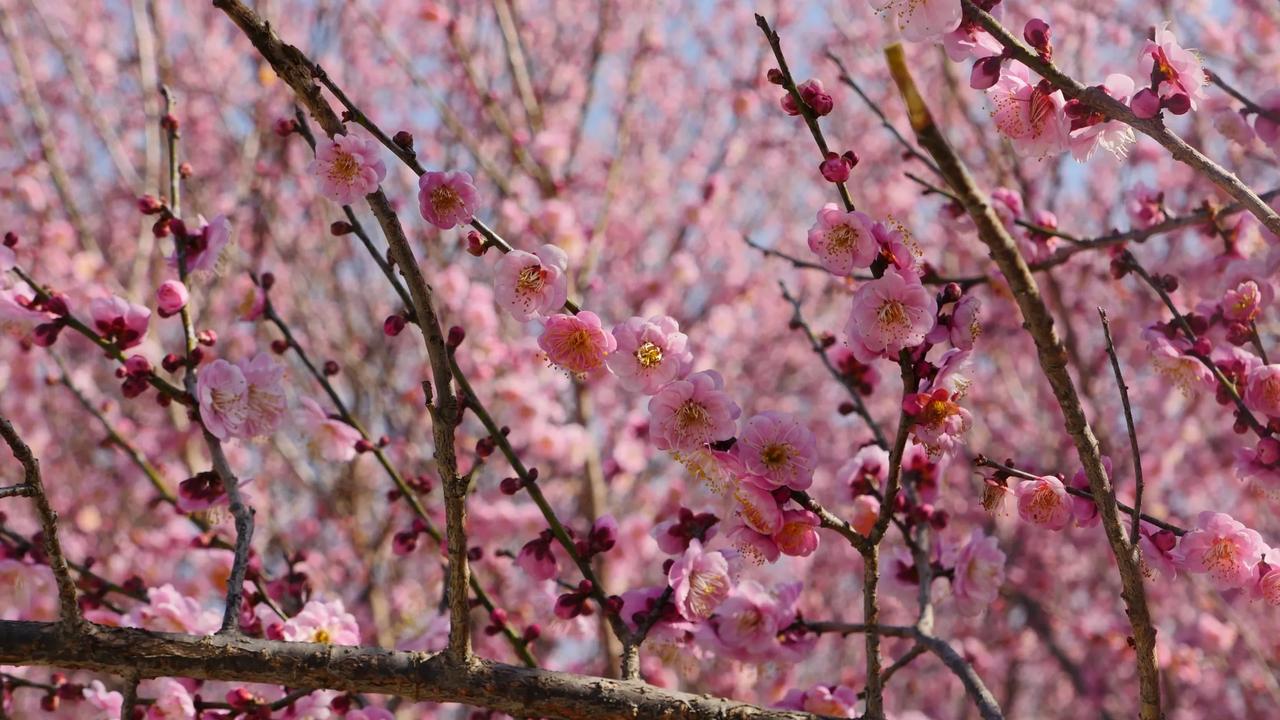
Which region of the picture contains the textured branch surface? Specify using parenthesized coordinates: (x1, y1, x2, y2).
(884, 43, 1164, 720)
(0, 621, 823, 720)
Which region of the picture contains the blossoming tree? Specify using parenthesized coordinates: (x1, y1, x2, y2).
(2, 0, 1279, 718)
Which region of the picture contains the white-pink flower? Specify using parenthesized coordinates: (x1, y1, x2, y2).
(197, 353, 288, 440)
(806, 204, 877, 275)
(167, 214, 232, 274)
(124, 584, 221, 635)
(282, 598, 361, 645)
(81, 680, 124, 719)
(418, 170, 478, 229)
(143, 678, 195, 719)
(987, 63, 1068, 158)
(1015, 474, 1072, 531)
(538, 311, 616, 375)
(607, 315, 695, 394)
(1171, 511, 1267, 589)
(90, 294, 151, 349)
(870, 0, 961, 42)
(736, 411, 818, 490)
(1141, 22, 1207, 111)
(1067, 74, 1137, 161)
(494, 244, 569, 320)
(648, 370, 741, 452)
(667, 539, 734, 621)
(155, 280, 188, 318)
(309, 134, 387, 204)
(844, 269, 937, 363)
(1255, 90, 1280, 153)
(295, 397, 362, 462)
(949, 529, 1006, 615)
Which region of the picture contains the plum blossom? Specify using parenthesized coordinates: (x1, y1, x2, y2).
(1143, 328, 1213, 395)
(725, 519, 781, 565)
(144, 678, 196, 719)
(1255, 90, 1280, 153)
(870, 0, 961, 43)
(155, 280, 188, 317)
(1172, 512, 1267, 589)
(648, 370, 741, 452)
(494, 244, 569, 320)
(89, 295, 150, 349)
(903, 348, 973, 457)
(124, 584, 220, 635)
(668, 539, 735, 621)
(1244, 364, 1280, 418)
(517, 530, 559, 580)
(81, 680, 123, 719)
(709, 580, 784, 658)
(538, 311, 616, 375)
(607, 315, 694, 394)
(1256, 549, 1280, 606)
(1223, 280, 1263, 323)
(850, 495, 880, 536)
(1140, 22, 1207, 112)
(294, 397, 361, 462)
(1139, 523, 1180, 579)
(987, 63, 1068, 158)
(168, 214, 231, 274)
(1235, 439, 1280, 498)
(308, 134, 387, 204)
(926, 293, 982, 350)
(732, 478, 784, 535)
(774, 509, 821, 557)
(281, 598, 361, 645)
(196, 354, 288, 440)
(345, 709, 396, 720)
(844, 269, 937, 363)
(806, 204, 876, 275)
(777, 684, 859, 717)
(1126, 183, 1165, 228)
(1068, 458, 1109, 529)
(418, 170, 478, 229)
(1066, 74, 1137, 161)
(949, 529, 1006, 615)
(1015, 474, 1072, 531)
(737, 411, 818, 490)
(837, 444, 890, 493)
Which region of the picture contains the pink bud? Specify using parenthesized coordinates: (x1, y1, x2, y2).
(819, 152, 852, 183)
(797, 79, 833, 116)
(1258, 437, 1280, 465)
(1164, 92, 1191, 115)
(1131, 88, 1161, 119)
(970, 56, 1004, 90)
(1023, 18, 1051, 55)
(124, 355, 152, 377)
(780, 92, 801, 117)
(156, 280, 189, 318)
(383, 314, 406, 336)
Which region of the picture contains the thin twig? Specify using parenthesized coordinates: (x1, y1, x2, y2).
(1207, 70, 1280, 124)
(1097, 309, 1145, 546)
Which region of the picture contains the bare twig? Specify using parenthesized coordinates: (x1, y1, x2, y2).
(1097, 310, 1145, 545)
(1207, 70, 1280, 124)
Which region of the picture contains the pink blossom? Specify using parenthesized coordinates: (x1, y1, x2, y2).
(607, 315, 694, 394)
(196, 354, 288, 440)
(1139, 523, 1179, 579)
(737, 411, 817, 490)
(836, 444, 890, 493)
(538, 311, 616, 374)
(1171, 511, 1267, 589)
(949, 529, 1006, 616)
(168, 214, 232, 273)
(345, 708, 396, 720)
(903, 349, 972, 457)
(295, 397, 362, 462)
(1126, 183, 1165, 228)
(844, 269, 937, 363)
(1244, 364, 1280, 418)
(124, 584, 220, 635)
(801, 685, 859, 717)
(308, 133, 387, 204)
(418, 170, 478, 229)
(648, 370, 741, 452)
(987, 63, 1068, 157)
(732, 477, 784, 535)
(943, 20, 1003, 62)
(1143, 328, 1213, 395)
(950, 294, 982, 349)
(1223, 280, 1263, 323)
(494, 244, 569, 320)
(1015, 474, 1072, 531)
(1068, 457, 1109, 529)
(282, 598, 360, 645)
(870, 0, 961, 42)
(0, 281, 54, 337)
(1140, 22, 1207, 111)
(806, 204, 877, 275)
(1067, 74, 1137, 161)
(1235, 441, 1280, 498)
(667, 539, 734, 621)
(710, 580, 782, 656)
(81, 680, 123, 719)
(89, 295, 150, 349)
(773, 509, 820, 557)
(1256, 549, 1280, 606)
(1255, 90, 1280, 152)
(1214, 106, 1256, 146)
(871, 220, 919, 272)
(155, 280, 188, 318)
(516, 531, 559, 580)
(850, 495, 880, 536)
(724, 518, 781, 565)
(144, 678, 196, 719)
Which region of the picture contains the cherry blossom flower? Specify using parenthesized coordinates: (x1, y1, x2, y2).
(124, 584, 220, 635)
(308, 134, 387, 204)
(648, 370, 741, 452)
(538, 311, 616, 375)
(1143, 328, 1213, 395)
(732, 477, 784, 535)
(494, 244, 569, 320)
(1068, 458, 1108, 529)
(724, 518, 781, 565)
(90, 295, 150, 349)
(155, 280, 188, 318)
(197, 354, 288, 440)
(1140, 22, 1207, 112)
(870, 0, 962, 43)
(651, 507, 719, 555)
(806, 204, 876, 275)
(168, 214, 232, 274)
(773, 509, 821, 557)
(837, 444, 890, 493)
(926, 293, 982, 350)
(346, 708, 396, 720)
(607, 315, 694, 394)
(1223, 280, 1263, 323)
(871, 219, 919, 272)
(736, 411, 818, 490)
(949, 529, 1006, 616)
(844, 268, 937, 363)
(418, 170, 478, 229)
(801, 685, 860, 717)
(667, 539, 735, 621)
(295, 397, 361, 462)
(903, 348, 973, 457)
(143, 678, 196, 719)
(1172, 512, 1267, 589)
(1235, 440, 1280, 498)
(1244, 364, 1280, 418)
(1015, 474, 1072, 531)
(281, 598, 360, 645)
(987, 63, 1068, 158)
(709, 580, 782, 658)
(1066, 74, 1137, 161)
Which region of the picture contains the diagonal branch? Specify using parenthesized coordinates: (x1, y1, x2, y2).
(1097, 309, 1145, 546)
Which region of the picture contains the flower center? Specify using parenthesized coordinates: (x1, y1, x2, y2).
(431, 185, 462, 215)
(211, 388, 244, 414)
(687, 569, 727, 616)
(1028, 483, 1060, 522)
(877, 299, 908, 329)
(826, 224, 856, 253)
(920, 398, 955, 428)
(675, 401, 711, 433)
(635, 341, 664, 368)
(328, 151, 360, 184)
(517, 265, 545, 294)
(1203, 537, 1238, 577)
(311, 628, 332, 644)
(760, 443, 793, 470)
